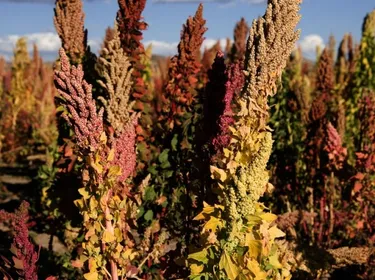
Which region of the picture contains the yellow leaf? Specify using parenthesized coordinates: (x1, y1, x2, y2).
(203, 216, 223, 233)
(268, 226, 285, 240)
(269, 254, 282, 269)
(108, 165, 122, 177)
(190, 263, 204, 275)
(246, 259, 267, 280)
(89, 197, 98, 210)
(102, 230, 116, 243)
(246, 238, 262, 260)
(85, 226, 95, 240)
(219, 251, 240, 280)
(90, 162, 103, 174)
(107, 149, 115, 161)
(123, 249, 139, 261)
(83, 271, 98, 280)
(193, 202, 215, 220)
(78, 188, 90, 200)
(74, 198, 84, 209)
(223, 148, 231, 157)
(100, 132, 107, 144)
(260, 213, 277, 222)
(210, 165, 227, 182)
(114, 228, 123, 242)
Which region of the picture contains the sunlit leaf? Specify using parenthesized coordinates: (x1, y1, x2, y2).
(219, 251, 239, 280)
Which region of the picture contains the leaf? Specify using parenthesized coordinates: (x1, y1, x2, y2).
(246, 259, 267, 280)
(108, 165, 122, 177)
(246, 238, 262, 260)
(269, 254, 282, 269)
(354, 172, 365, 180)
(219, 251, 240, 280)
(190, 263, 204, 275)
(102, 230, 116, 243)
(194, 202, 215, 220)
(107, 149, 115, 162)
(203, 216, 223, 233)
(78, 188, 90, 200)
(71, 259, 84, 268)
(188, 249, 209, 264)
(268, 226, 285, 240)
(12, 256, 23, 270)
(100, 132, 107, 144)
(210, 166, 227, 182)
(353, 181, 363, 194)
(260, 213, 278, 222)
(158, 149, 169, 164)
(246, 215, 262, 225)
(83, 271, 98, 280)
(144, 210, 153, 221)
(171, 134, 178, 151)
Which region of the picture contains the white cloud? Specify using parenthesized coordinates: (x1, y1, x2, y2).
(0, 32, 102, 61)
(0, 32, 61, 53)
(298, 34, 325, 59)
(202, 38, 230, 51)
(144, 40, 178, 56)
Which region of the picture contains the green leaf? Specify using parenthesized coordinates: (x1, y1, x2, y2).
(188, 249, 209, 264)
(171, 134, 178, 151)
(144, 187, 156, 201)
(144, 210, 153, 221)
(158, 149, 170, 164)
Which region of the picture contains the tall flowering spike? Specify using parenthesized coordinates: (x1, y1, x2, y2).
(205, 52, 244, 153)
(201, 40, 221, 73)
(229, 17, 249, 63)
(100, 26, 115, 56)
(243, 0, 301, 128)
(177, 4, 206, 66)
(97, 26, 134, 134)
(347, 33, 357, 74)
(117, 0, 147, 58)
(316, 48, 335, 93)
(204, 51, 227, 142)
(336, 34, 348, 85)
(328, 34, 336, 61)
(97, 26, 138, 182)
(189, 1, 301, 278)
(0, 201, 39, 280)
(362, 8, 375, 37)
(212, 63, 244, 152)
(163, 3, 207, 128)
(54, 0, 87, 64)
(54, 48, 104, 153)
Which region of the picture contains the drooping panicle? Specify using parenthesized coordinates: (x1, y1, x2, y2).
(0, 202, 39, 280)
(54, 0, 87, 64)
(54, 48, 104, 153)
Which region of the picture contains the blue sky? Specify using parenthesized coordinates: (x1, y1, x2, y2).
(0, 0, 374, 61)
